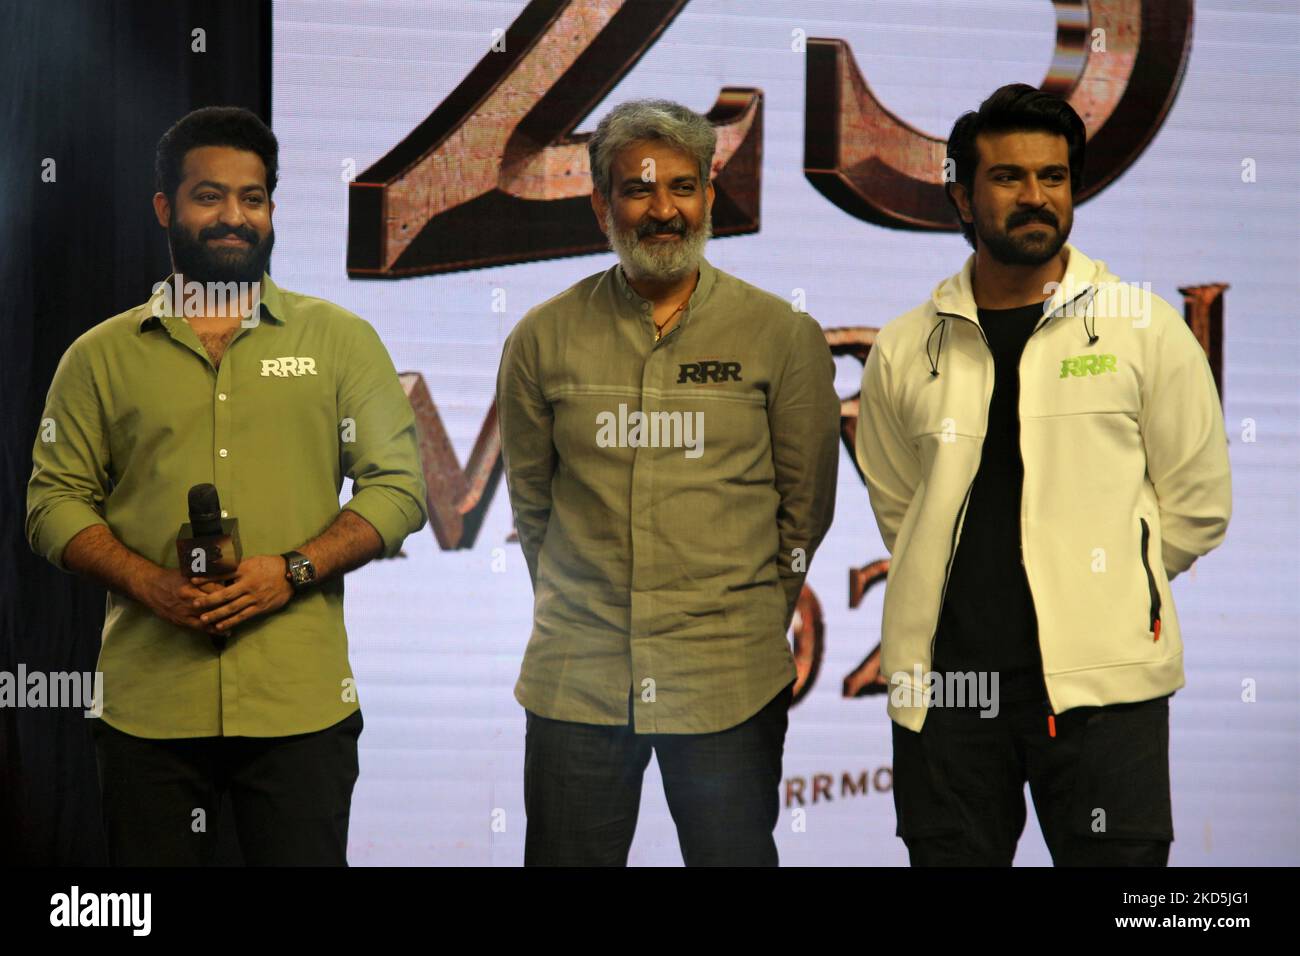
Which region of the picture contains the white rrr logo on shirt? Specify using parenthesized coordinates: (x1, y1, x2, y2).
(260, 357, 318, 377)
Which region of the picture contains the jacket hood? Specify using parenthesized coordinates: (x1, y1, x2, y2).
(924, 243, 1117, 377)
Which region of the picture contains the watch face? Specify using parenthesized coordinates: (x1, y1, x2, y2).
(288, 556, 314, 585)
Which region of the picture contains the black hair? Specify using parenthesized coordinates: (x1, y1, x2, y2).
(945, 83, 1086, 248)
(155, 106, 279, 202)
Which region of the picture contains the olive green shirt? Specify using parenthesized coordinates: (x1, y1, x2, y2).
(496, 259, 840, 734)
(25, 274, 428, 738)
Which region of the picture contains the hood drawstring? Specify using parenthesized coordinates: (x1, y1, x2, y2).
(1081, 290, 1099, 345)
(925, 287, 1100, 375)
(926, 318, 947, 377)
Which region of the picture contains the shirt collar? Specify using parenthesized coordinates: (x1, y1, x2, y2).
(137, 272, 286, 332)
(612, 256, 717, 329)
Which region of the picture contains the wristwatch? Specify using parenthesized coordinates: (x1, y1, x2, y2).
(282, 550, 316, 592)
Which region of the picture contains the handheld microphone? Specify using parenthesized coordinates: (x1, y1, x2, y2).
(176, 483, 242, 582)
(177, 484, 242, 650)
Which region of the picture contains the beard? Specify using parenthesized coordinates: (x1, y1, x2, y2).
(975, 204, 1071, 266)
(168, 217, 275, 285)
(605, 205, 711, 284)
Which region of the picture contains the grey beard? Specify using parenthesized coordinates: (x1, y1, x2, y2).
(605, 207, 712, 284)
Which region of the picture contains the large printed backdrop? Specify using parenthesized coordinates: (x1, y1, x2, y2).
(271, 0, 1299, 865)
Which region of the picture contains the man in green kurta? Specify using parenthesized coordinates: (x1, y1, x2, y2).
(497, 100, 840, 866)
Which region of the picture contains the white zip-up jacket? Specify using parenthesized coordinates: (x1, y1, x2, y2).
(857, 244, 1232, 732)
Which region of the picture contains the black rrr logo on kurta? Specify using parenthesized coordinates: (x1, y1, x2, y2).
(677, 361, 743, 384)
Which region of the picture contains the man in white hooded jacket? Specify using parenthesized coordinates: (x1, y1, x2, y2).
(857, 84, 1231, 866)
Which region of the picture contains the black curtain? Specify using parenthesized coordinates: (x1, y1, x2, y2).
(1, 0, 271, 865)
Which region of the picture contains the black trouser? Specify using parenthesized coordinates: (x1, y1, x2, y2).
(523, 684, 793, 867)
(892, 695, 1173, 866)
(90, 710, 363, 866)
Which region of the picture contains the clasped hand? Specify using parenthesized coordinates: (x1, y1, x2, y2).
(189, 554, 295, 633)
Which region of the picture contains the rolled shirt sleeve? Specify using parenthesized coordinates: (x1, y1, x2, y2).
(25, 275, 431, 738)
(337, 318, 428, 556)
(26, 340, 112, 572)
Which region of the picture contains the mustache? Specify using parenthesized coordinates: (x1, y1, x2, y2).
(1006, 209, 1059, 230)
(199, 224, 261, 244)
(636, 217, 687, 238)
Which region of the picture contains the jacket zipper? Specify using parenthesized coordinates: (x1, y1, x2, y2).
(1139, 517, 1163, 641)
(1016, 304, 1064, 735)
(1018, 289, 1090, 735)
(925, 312, 991, 676)
(928, 478, 976, 671)
(931, 288, 1089, 735)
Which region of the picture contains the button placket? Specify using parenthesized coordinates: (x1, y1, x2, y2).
(213, 331, 240, 717)
(630, 344, 657, 732)
(637, 296, 655, 336)
(629, 357, 649, 638)
(214, 348, 233, 498)
(619, 273, 657, 338)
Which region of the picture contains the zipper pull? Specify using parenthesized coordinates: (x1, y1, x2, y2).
(1153, 618, 1162, 642)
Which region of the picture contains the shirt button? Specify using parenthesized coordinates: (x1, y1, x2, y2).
(219, 448, 228, 458)
(218, 393, 227, 401)
(641, 303, 649, 312)
(221, 510, 229, 518)
(624, 291, 632, 300)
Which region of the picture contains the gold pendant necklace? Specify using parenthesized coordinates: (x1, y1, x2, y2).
(654, 300, 689, 341)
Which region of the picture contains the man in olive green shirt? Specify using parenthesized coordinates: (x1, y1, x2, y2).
(25, 107, 427, 865)
(497, 100, 840, 866)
